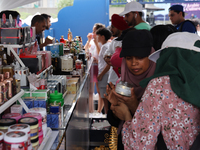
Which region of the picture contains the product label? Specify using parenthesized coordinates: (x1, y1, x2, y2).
(10, 124, 28, 130)
(4, 142, 27, 150)
(0, 119, 14, 123)
(115, 86, 131, 97)
(20, 118, 36, 123)
(7, 131, 25, 137)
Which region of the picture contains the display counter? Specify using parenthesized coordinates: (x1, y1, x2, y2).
(43, 59, 93, 150)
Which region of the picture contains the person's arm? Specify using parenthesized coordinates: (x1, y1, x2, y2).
(93, 35, 101, 54)
(84, 33, 93, 52)
(121, 77, 162, 150)
(39, 37, 53, 49)
(97, 64, 110, 81)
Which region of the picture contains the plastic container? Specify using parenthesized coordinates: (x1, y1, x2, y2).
(29, 107, 47, 125)
(4, 131, 28, 150)
(11, 104, 22, 114)
(0, 131, 4, 150)
(0, 118, 16, 133)
(115, 81, 133, 97)
(18, 117, 38, 140)
(31, 136, 39, 150)
(23, 112, 42, 132)
(8, 124, 32, 150)
(75, 59, 82, 69)
(2, 113, 22, 123)
(39, 130, 43, 145)
(49, 90, 64, 106)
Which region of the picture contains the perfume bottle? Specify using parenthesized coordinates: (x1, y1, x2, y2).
(68, 28, 72, 42)
(0, 74, 8, 102)
(60, 35, 65, 44)
(4, 72, 13, 99)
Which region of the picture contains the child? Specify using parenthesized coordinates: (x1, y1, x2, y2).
(95, 27, 112, 114)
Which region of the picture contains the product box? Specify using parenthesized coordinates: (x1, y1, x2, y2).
(67, 77, 80, 94)
(33, 98, 47, 108)
(46, 44, 59, 58)
(22, 89, 50, 100)
(47, 114, 60, 128)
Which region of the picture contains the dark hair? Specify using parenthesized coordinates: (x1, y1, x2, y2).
(96, 27, 112, 41)
(31, 15, 45, 26)
(41, 13, 51, 19)
(193, 20, 200, 27)
(173, 10, 185, 17)
(94, 23, 105, 31)
(150, 24, 177, 51)
(0, 10, 20, 19)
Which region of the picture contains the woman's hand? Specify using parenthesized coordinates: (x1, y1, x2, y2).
(117, 88, 139, 114)
(110, 102, 132, 121)
(104, 82, 118, 105)
(87, 33, 93, 41)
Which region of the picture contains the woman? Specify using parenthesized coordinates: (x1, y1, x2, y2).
(105, 30, 156, 149)
(110, 32, 200, 149)
(84, 23, 104, 113)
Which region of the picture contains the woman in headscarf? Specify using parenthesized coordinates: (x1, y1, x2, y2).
(109, 32, 200, 149)
(105, 29, 156, 149)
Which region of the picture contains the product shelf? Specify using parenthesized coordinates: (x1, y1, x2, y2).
(0, 42, 35, 67)
(0, 89, 29, 114)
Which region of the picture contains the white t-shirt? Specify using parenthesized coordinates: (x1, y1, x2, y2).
(87, 39, 102, 66)
(105, 38, 122, 84)
(98, 42, 110, 75)
(89, 39, 102, 59)
(104, 37, 122, 58)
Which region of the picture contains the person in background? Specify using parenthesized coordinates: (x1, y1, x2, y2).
(96, 27, 111, 114)
(150, 24, 177, 51)
(105, 30, 156, 150)
(36, 14, 53, 50)
(103, 14, 129, 114)
(193, 19, 200, 36)
(41, 13, 51, 30)
(119, 1, 151, 30)
(84, 23, 105, 114)
(31, 15, 46, 51)
(168, 4, 196, 33)
(109, 32, 200, 149)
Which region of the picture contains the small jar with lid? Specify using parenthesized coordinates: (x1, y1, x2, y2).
(75, 59, 82, 69)
(29, 107, 47, 125)
(0, 118, 16, 133)
(18, 117, 38, 140)
(2, 113, 22, 123)
(4, 131, 28, 150)
(22, 112, 42, 132)
(115, 81, 133, 97)
(8, 124, 32, 150)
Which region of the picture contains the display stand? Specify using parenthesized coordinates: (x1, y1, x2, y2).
(0, 42, 35, 67)
(0, 89, 28, 114)
(0, 43, 54, 149)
